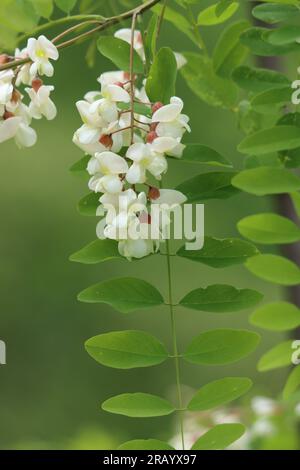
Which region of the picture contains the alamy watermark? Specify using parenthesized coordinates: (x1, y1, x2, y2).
(96, 198, 205, 251)
(0, 340, 6, 365)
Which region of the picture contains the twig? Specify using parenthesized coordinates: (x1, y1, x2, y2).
(0, 0, 161, 72)
(130, 12, 138, 145)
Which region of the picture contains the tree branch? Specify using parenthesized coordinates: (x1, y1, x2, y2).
(0, 0, 161, 72)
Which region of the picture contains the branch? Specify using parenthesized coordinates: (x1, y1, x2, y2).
(0, 0, 161, 72)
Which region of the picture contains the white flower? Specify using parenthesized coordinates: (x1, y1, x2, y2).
(73, 100, 123, 155)
(0, 70, 14, 106)
(118, 237, 155, 260)
(152, 96, 191, 141)
(126, 142, 168, 184)
(174, 53, 187, 70)
(26, 85, 57, 120)
(97, 71, 127, 87)
(114, 29, 144, 59)
(14, 48, 32, 86)
(0, 111, 37, 148)
(88, 151, 128, 194)
(27, 35, 59, 77)
(251, 396, 277, 417)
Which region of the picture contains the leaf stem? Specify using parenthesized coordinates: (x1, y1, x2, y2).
(165, 238, 185, 450)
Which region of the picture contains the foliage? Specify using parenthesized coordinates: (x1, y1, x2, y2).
(2, 0, 300, 451)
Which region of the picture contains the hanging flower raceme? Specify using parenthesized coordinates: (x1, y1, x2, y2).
(0, 35, 58, 147)
(72, 27, 190, 261)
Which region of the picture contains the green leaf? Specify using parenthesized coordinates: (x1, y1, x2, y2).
(197, 2, 239, 26)
(85, 330, 168, 369)
(70, 155, 89, 174)
(146, 47, 177, 104)
(152, 4, 199, 47)
(181, 53, 238, 108)
(283, 366, 300, 400)
(191, 423, 245, 450)
(252, 3, 300, 24)
(187, 377, 253, 411)
(266, 25, 300, 45)
(232, 166, 300, 196)
(0, 0, 39, 33)
(70, 239, 122, 264)
(213, 21, 250, 78)
(175, 172, 238, 203)
(177, 237, 259, 268)
(246, 254, 300, 286)
(290, 191, 300, 217)
(250, 301, 300, 331)
(97, 36, 144, 74)
(232, 66, 289, 93)
(237, 213, 300, 244)
(244, 153, 282, 169)
(183, 329, 260, 365)
(78, 277, 164, 313)
(258, 340, 294, 371)
(31, 0, 53, 18)
(102, 393, 175, 418)
(77, 192, 99, 216)
(55, 0, 76, 13)
(118, 439, 174, 450)
(237, 128, 300, 156)
(145, 14, 158, 60)
(179, 144, 232, 167)
(180, 284, 263, 312)
(251, 87, 291, 114)
(240, 27, 299, 55)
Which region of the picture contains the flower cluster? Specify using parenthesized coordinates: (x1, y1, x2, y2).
(0, 35, 58, 147)
(73, 29, 190, 260)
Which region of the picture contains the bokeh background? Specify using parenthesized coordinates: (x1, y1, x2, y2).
(0, 0, 298, 450)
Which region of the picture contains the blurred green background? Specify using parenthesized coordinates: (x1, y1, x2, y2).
(0, 1, 294, 449)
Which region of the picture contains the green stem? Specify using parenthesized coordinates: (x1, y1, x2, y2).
(165, 238, 185, 450)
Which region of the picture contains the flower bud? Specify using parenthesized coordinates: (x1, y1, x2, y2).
(148, 186, 160, 200)
(146, 131, 158, 143)
(152, 102, 164, 114)
(3, 111, 15, 120)
(150, 122, 158, 132)
(139, 211, 151, 224)
(32, 78, 43, 92)
(99, 134, 113, 148)
(0, 54, 10, 64)
(11, 89, 21, 103)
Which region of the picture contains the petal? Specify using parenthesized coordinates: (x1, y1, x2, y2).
(101, 175, 123, 194)
(38, 35, 59, 60)
(106, 84, 130, 103)
(152, 101, 183, 123)
(174, 53, 187, 70)
(151, 136, 178, 153)
(15, 123, 37, 147)
(152, 189, 187, 205)
(98, 151, 128, 174)
(98, 71, 125, 87)
(126, 143, 146, 162)
(0, 117, 22, 143)
(126, 162, 145, 184)
(87, 156, 101, 175)
(77, 124, 100, 144)
(167, 142, 185, 158)
(96, 218, 107, 240)
(147, 155, 168, 179)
